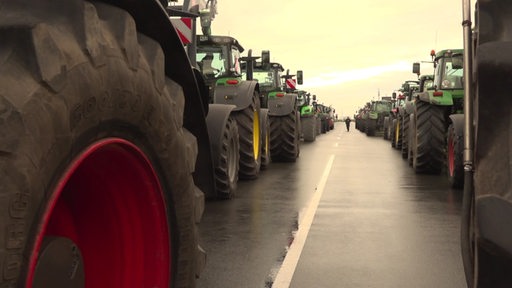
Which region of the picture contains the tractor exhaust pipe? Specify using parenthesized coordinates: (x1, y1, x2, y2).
(461, 0, 475, 286)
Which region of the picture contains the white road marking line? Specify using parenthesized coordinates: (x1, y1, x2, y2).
(272, 154, 335, 288)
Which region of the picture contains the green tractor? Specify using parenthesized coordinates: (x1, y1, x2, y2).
(316, 103, 334, 133)
(389, 81, 419, 155)
(242, 51, 302, 162)
(196, 35, 262, 180)
(364, 100, 393, 136)
(410, 49, 464, 185)
(355, 104, 369, 132)
(297, 91, 318, 142)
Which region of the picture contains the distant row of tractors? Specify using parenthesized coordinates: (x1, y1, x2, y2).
(355, 49, 464, 189)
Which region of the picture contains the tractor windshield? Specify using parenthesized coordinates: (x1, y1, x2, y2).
(437, 56, 464, 90)
(374, 102, 392, 112)
(196, 45, 228, 79)
(252, 71, 275, 87)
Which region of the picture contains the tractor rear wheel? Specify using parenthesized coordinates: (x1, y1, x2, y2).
(447, 123, 464, 188)
(302, 116, 316, 142)
(395, 117, 402, 150)
(0, 2, 203, 287)
(270, 111, 299, 162)
(232, 93, 261, 179)
(260, 109, 271, 170)
(383, 117, 390, 140)
(401, 114, 410, 159)
(391, 119, 397, 148)
(215, 116, 240, 198)
(366, 120, 376, 136)
(408, 114, 415, 166)
(413, 101, 445, 174)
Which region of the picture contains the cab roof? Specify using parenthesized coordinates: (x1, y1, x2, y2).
(197, 35, 244, 52)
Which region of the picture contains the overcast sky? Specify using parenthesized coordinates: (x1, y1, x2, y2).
(186, 0, 476, 118)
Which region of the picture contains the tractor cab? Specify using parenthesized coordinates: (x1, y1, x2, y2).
(196, 35, 244, 83)
(251, 62, 285, 93)
(433, 50, 464, 90)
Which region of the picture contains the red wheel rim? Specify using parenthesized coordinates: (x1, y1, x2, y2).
(27, 138, 170, 287)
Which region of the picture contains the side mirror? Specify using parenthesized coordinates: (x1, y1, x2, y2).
(392, 92, 397, 99)
(297, 70, 303, 85)
(412, 62, 420, 75)
(313, 94, 317, 101)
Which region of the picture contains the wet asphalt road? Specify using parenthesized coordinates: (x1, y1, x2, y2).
(197, 122, 466, 288)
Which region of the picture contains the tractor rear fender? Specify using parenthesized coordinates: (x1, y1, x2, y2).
(268, 93, 298, 116)
(448, 114, 464, 137)
(417, 91, 431, 102)
(213, 80, 260, 111)
(404, 101, 415, 115)
(206, 104, 236, 168)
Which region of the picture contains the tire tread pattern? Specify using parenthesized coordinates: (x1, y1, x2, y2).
(270, 112, 298, 162)
(414, 101, 445, 174)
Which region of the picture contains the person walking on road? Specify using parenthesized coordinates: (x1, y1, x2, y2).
(345, 117, 351, 131)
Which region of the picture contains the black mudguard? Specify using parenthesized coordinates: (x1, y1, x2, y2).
(417, 91, 430, 103)
(474, 0, 512, 260)
(206, 104, 236, 170)
(213, 80, 259, 111)
(404, 101, 415, 115)
(448, 114, 464, 137)
(268, 93, 298, 116)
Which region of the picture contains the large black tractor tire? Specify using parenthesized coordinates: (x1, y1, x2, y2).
(395, 117, 402, 150)
(321, 118, 327, 134)
(383, 117, 390, 140)
(391, 119, 397, 148)
(447, 123, 464, 189)
(232, 94, 261, 180)
(302, 117, 317, 142)
(386, 117, 393, 141)
(295, 111, 301, 158)
(401, 114, 410, 159)
(270, 111, 299, 162)
(0, 2, 204, 287)
(260, 108, 271, 170)
(413, 101, 446, 174)
(316, 117, 322, 135)
(408, 114, 415, 166)
(366, 120, 376, 136)
(215, 116, 240, 198)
